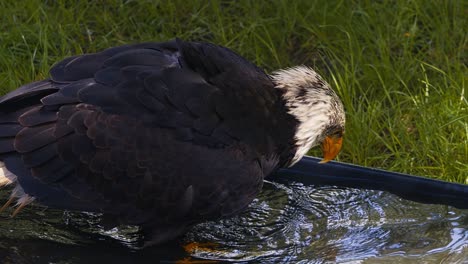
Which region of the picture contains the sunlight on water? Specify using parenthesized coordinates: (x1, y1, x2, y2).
(0, 180, 467, 263)
(184, 181, 468, 262)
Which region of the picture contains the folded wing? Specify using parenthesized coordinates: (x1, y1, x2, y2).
(0, 40, 282, 228)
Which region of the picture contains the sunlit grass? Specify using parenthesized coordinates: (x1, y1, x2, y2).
(0, 0, 466, 183)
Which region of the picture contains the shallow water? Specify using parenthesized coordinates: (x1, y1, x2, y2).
(0, 180, 467, 263)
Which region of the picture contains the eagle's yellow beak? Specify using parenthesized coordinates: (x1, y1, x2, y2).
(319, 135, 343, 163)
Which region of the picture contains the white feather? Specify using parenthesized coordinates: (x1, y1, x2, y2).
(271, 66, 345, 166)
(0, 161, 35, 210)
(11, 184, 35, 207)
(0, 161, 16, 187)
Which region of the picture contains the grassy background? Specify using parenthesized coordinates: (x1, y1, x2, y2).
(0, 0, 466, 183)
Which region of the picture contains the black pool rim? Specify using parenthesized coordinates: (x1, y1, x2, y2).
(270, 156, 468, 209)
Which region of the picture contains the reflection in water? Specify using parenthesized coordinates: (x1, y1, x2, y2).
(0, 181, 467, 263)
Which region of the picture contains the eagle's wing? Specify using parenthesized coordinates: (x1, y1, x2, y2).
(0, 40, 281, 229)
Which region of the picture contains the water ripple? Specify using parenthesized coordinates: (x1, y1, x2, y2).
(185, 181, 468, 263)
(0, 180, 467, 263)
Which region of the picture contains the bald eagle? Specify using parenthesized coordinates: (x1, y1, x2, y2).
(0, 39, 345, 245)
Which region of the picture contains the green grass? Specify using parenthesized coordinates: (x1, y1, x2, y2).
(0, 0, 466, 183)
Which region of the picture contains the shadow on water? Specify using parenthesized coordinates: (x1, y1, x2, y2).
(0, 180, 467, 263)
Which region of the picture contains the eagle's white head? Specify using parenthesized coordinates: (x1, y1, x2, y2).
(271, 66, 345, 166)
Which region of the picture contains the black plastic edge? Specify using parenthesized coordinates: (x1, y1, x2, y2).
(269, 156, 468, 209)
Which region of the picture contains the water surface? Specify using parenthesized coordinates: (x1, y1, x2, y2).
(0, 180, 467, 263)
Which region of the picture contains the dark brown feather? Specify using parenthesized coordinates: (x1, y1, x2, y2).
(0, 39, 299, 244)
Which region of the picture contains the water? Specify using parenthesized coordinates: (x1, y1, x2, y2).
(0, 180, 467, 263)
